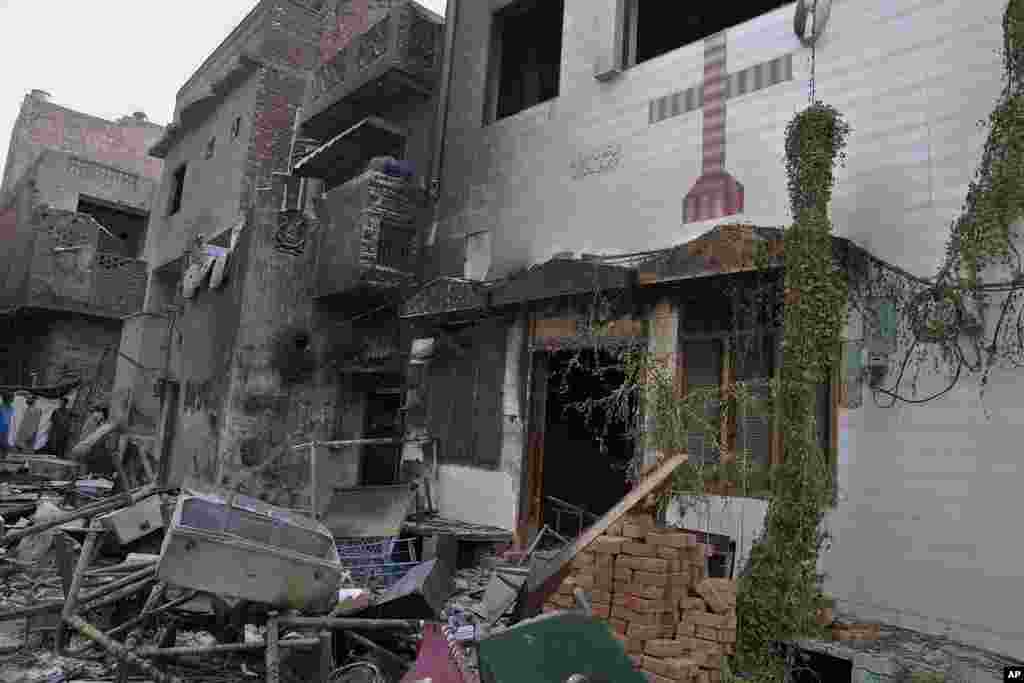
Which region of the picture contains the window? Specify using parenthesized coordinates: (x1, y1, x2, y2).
(681, 330, 832, 471)
(623, 0, 791, 68)
(205, 137, 216, 160)
(167, 163, 187, 216)
(231, 116, 242, 140)
(487, 0, 564, 122)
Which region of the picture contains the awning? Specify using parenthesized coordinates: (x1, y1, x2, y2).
(293, 117, 407, 184)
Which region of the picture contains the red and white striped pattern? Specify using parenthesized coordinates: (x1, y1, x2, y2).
(683, 32, 745, 225)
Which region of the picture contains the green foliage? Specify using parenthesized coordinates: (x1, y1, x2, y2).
(734, 101, 850, 677)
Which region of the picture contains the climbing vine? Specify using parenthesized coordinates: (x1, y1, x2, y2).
(733, 100, 850, 679)
(549, 2, 1023, 679)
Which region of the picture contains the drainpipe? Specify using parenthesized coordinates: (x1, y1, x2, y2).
(154, 306, 180, 487)
(428, 0, 459, 206)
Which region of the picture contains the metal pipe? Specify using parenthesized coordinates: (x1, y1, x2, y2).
(429, 0, 459, 200)
(293, 438, 402, 450)
(80, 576, 155, 612)
(63, 614, 183, 683)
(57, 526, 102, 652)
(310, 440, 320, 521)
(66, 589, 198, 657)
(345, 631, 409, 673)
(266, 611, 280, 683)
(87, 559, 158, 575)
(78, 565, 155, 604)
(277, 617, 423, 630)
(136, 637, 319, 658)
(318, 631, 333, 683)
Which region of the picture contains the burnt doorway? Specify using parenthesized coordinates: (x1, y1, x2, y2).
(360, 389, 403, 486)
(542, 349, 634, 537)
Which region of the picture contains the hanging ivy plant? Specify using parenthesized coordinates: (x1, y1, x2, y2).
(734, 100, 850, 680)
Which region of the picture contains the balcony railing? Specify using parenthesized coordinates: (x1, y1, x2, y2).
(315, 168, 424, 301)
(8, 210, 148, 318)
(302, 1, 443, 138)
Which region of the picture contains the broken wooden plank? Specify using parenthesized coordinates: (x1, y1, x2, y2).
(520, 453, 688, 615)
(276, 617, 424, 630)
(135, 637, 319, 657)
(57, 525, 103, 652)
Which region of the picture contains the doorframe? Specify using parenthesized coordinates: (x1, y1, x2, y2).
(517, 347, 549, 548)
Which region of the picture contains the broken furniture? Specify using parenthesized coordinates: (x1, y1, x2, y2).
(476, 612, 645, 683)
(336, 536, 419, 589)
(96, 494, 164, 545)
(480, 524, 567, 625)
(156, 486, 343, 611)
(518, 453, 689, 620)
(544, 496, 599, 541)
(356, 558, 452, 620)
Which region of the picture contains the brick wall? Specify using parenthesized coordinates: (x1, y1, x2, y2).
(546, 512, 738, 683)
(2, 93, 163, 196)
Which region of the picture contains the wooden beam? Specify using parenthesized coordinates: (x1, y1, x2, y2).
(524, 452, 688, 599)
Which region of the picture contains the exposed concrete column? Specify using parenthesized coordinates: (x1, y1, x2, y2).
(644, 298, 680, 469)
(499, 313, 527, 531)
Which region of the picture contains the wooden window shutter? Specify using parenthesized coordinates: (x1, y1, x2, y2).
(682, 339, 723, 465)
(734, 333, 775, 467)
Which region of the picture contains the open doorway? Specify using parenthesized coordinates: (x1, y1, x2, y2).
(540, 348, 635, 538)
(360, 388, 403, 486)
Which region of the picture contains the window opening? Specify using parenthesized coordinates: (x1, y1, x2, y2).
(488, 0, 564, 122)
(168, 163, 187, 216)
(77, 196, 148, 258)
(205, 137, 216, 160)
(624, 0, 791, 68)
(231, 116, 242, 140)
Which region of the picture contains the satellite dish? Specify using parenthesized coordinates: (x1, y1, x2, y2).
(794, 0, 833, 47)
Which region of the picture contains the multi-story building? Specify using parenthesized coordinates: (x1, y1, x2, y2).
(120, 0, 445, 514)
(0, 90, 163, 431)
(400, 0, 1024, 661)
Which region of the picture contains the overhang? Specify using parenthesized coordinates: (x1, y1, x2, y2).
(293, 117, 406, 183)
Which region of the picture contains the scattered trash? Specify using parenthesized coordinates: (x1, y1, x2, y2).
(359, 559, 452, 621)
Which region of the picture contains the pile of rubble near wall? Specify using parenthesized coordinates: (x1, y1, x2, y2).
(545, 511, 737, 683)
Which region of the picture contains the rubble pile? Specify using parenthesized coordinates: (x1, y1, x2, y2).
(544, 511, 737, 683)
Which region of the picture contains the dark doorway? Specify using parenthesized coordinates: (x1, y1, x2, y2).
(789, 649, 852, 683)
(541, 349, 634, 533)
(360, 389, 403, 486)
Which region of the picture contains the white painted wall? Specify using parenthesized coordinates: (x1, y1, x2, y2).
(436, 0, 1023, 658)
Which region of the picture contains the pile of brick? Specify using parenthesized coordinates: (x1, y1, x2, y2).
(543, 511, 738, 683)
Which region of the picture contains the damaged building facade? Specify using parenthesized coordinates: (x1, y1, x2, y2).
(85, 0, 1024, 664)
(119, 0, 446, 516)
(0, 89, 164, 437)
(401, 0, 1024, 661)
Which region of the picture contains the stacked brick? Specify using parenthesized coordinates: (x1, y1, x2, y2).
(543, 512, 738, 683)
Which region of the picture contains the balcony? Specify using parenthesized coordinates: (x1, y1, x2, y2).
(302, 1, 443, 139)
(314, 168, 425, 303)
(9, 209, 147, 318)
